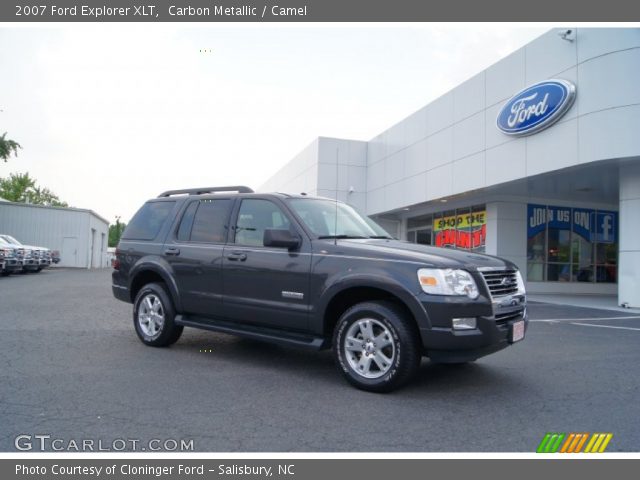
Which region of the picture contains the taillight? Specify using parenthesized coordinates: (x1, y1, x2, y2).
(113, 248, 121, 270)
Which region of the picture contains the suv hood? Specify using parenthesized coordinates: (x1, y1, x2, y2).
(325, 238, 516, 270)
(20, 244, 48, 251)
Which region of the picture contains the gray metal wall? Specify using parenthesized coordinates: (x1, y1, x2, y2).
(0, 202, 109, 268)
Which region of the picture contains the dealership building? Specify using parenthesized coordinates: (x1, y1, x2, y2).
(261, 28, 640, 307)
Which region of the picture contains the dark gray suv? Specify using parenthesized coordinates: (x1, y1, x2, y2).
(112, 186, 527, 392)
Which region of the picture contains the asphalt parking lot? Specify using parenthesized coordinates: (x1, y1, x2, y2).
(1, 268, 639, 452)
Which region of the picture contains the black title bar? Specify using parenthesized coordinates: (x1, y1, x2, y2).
(2, 0, 640, 22)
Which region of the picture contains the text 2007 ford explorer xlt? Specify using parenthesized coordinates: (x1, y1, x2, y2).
(112, 186, 527, 392)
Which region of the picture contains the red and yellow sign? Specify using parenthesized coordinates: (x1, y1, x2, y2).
(434, 211, 486, 249)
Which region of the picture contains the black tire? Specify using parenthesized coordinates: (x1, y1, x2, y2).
(333, 301, 421, 393)
(1, 271, 10, 277)
(133, 282, 183, 347)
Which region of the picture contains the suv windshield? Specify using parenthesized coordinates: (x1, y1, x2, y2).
(288, 198, 391, 239)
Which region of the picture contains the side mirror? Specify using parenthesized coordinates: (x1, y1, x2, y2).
(263, 229, 300, 250)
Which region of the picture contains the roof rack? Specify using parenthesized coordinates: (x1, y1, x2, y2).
(158, 186, 254, 197)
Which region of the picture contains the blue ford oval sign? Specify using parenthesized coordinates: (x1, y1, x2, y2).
(497, 79, 576, 136)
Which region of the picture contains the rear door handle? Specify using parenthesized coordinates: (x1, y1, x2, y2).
(164, 247, 180, 256)
(226, 252, 247, 261)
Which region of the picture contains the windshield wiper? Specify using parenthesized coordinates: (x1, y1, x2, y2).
(368, 235, 392, 239)
(317, 235, 367, 239)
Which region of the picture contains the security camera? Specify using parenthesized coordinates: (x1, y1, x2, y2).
(558, 29, 575, 42)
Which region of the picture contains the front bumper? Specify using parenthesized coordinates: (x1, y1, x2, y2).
(417, 291, 527, 363)
(3, 259, 23, 272)
(22, 258, 40, 271)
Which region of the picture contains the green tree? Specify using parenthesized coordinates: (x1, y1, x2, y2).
(0, 132, 21, 162)
(108, 216, 126, 247)
(0, 172, 68, 207)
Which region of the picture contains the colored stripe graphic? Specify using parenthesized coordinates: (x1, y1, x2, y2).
(584, 433, 613, 453)
(560, 433, 575, 453)
(537, 433, 565, 453)
(584, 434, 598, 453)
(538, 433, 613, 453)
(573, 433, 590, 453)
(563, 433, 588, 453)
(536, 433, 553, 453)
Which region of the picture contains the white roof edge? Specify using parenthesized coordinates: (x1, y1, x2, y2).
(0, 200, 110, 225)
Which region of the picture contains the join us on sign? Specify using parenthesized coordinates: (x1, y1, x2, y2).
(527, 204, 618, 244)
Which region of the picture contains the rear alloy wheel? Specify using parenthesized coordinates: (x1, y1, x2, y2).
(333, 301, 421, 393)
(133, 283, 183, 347)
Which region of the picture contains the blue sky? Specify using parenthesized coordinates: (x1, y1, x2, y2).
(0, 25, 546, 222)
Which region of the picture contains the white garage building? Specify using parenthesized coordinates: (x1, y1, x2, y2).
(261, 28, 640, 307)
(0, 201, 109, 268)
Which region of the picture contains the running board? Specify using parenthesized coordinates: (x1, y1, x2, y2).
(175, 314, 328, 350)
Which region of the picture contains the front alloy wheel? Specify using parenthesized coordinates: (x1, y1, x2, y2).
(333, 301, 421, 393)
(344, 318, 396, 379)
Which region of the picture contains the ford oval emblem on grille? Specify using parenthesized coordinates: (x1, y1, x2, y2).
(500, 277, 515, 286)
(497, 79, 576, 136)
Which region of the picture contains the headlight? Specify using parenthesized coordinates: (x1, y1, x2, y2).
(417, 268, 479, 299)
(515, 270, 526, 294)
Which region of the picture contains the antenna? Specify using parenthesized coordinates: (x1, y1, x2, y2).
(334, 147, 339, 246)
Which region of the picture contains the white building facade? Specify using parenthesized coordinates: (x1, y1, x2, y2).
(0, 201, 110, 268)
(261, 28, 640, 307)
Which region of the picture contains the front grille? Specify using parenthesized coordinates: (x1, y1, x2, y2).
(494, 311, 522, 327)
(480, 269, 519, 298)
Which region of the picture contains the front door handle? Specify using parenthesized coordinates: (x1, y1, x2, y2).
(164, 247, 180, 256)
(226, 252, 247, 261)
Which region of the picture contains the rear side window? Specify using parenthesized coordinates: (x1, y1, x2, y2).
(186, 199, 230, 243)
(176, 201, 199, 241)
(122, 201, 175, 240)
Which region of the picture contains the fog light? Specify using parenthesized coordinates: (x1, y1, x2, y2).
(452, 317, 477, 330)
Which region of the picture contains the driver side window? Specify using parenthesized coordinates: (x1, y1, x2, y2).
(234, 199, 291, 247)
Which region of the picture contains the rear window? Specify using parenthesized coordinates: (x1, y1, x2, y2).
(122, 201, 175, 241)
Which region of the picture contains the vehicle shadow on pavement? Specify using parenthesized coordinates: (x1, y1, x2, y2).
(172, 330, 520, 394)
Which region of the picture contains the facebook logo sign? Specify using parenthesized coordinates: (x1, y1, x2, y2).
(596, 211, 617, 243)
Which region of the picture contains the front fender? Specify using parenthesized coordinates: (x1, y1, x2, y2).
(317, 274, 431, 331)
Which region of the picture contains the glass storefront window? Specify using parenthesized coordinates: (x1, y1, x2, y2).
(470, 205, 486, 252)
(416, 229, 432, 245)
(527, 204, 618, 284)
(408, 205, 486, 252)
(547, 263, 571, 282)
(547, 229, 571, 263)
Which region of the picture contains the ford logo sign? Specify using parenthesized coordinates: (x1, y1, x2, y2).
(496, 79, 576, 136)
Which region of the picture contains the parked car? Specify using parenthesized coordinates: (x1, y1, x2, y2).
(0, 234, 51, 272)
(112, 186, 527, 392)
(0, 238, 25, 276)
